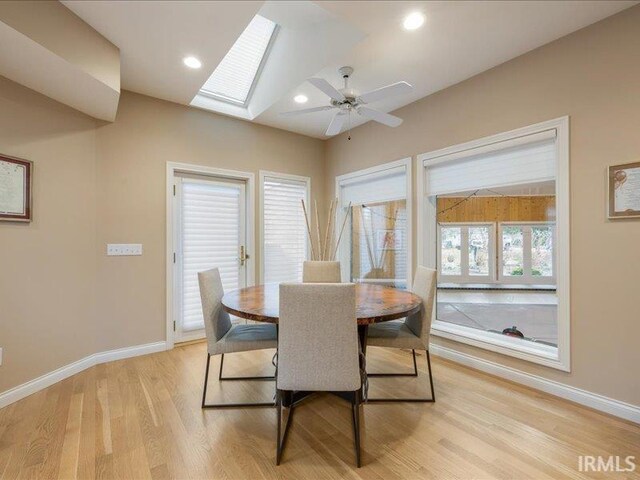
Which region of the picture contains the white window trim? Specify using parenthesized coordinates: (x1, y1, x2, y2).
(438, 222, 496, 283)
(498, 221, 556, 285)
(416, 117, 570, 371)
(335, 157, 412, 288)
(166, 162, 256, 350)
(258, 170, 311, 284)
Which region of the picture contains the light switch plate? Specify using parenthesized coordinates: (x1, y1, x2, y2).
(107, 244, 143, 256)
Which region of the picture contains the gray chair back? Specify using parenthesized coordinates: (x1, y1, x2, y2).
(404, 266, 437, 346)
(278, 283, 360, 392)
(198, 268, 232, 351)
(302, 261, 341, 283)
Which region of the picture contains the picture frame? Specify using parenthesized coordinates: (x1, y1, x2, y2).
(608, 161, 640, 219)
(0, 154, 33, 222)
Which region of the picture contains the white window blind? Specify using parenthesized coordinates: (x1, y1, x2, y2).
(181, 179, 242, 332)
(200, 15, 277, 105)
(340, 166, 407, 207)
(262, 175, 308, 284)
(426, 130, 557, 196)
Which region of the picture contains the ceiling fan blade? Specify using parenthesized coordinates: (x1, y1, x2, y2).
(326, 111, 348, 136)
(357, 81, 413, 104)
(356, 106, 403, 127)
(308, 77, 346, 102)
(280, 105, 335, 117)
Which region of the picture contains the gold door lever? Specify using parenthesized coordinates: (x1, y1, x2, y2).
(239, 245, 250, 266)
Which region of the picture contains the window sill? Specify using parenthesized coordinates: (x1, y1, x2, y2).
(438, 282, 556, 291)
(431, 320, 569, 371)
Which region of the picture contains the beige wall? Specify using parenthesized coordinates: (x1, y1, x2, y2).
(0, 0, 120, 92)
(94, 91, 325, 351)
(0, 85, 325, 392)
(326, 6, 640, 405)
(0, 77, 98, 392)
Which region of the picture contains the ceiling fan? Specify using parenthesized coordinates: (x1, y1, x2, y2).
(280, 66, 413, 136)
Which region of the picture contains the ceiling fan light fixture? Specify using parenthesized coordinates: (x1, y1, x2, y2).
(294, 94, 308, 104)
(403, 12, 425, 31)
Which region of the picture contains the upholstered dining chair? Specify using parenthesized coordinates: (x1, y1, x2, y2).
(302, 260, 341, 282)
(276, 283, 364, 467)
(198, 268, 277, 408)
(366, 266, 437, 402)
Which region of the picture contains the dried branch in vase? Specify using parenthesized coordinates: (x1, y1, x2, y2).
(301, 198, 351, 261)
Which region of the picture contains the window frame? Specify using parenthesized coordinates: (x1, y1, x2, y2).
(498, 221, 556, 285)
(166, 162, 255, 350)
(174, 175, 247, 341)
(416, 117, 570, 372)
(335, 158, 412, 289)
(258, 170, 311, 284)
(437, 222, 496, 283)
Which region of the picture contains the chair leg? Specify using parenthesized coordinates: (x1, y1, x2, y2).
(202, 354, 275, 409)
(351, 391, 362, 468)
(218, 353, 276, 381)
(276, 390, 294, 465)
(201, 353, 212, 408)
(276, 391, 282, 465)
(367, 349, 419, 377)
(366, 349, 436, 403)
(426, 349, 435, 402)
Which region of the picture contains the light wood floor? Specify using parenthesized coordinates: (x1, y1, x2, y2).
(1, 343, 638, 480)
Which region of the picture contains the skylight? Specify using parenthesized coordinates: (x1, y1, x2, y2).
(199, 15, 277, 106)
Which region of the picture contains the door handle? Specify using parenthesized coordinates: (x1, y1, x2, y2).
(239, 245, 250, 266)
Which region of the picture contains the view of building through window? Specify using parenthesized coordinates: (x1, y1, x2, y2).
(435, 182, 558, 346)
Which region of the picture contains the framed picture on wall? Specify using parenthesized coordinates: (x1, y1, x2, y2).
(0, 154, 33, 222)
(608, 161, 640, 219)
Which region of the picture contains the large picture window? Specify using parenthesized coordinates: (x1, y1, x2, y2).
(418, 117, 570, 371)
(336, 158, 412, 289)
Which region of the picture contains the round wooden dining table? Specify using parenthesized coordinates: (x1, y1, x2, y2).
(223, 282, 420, 356)
(221, 283, 422, 405)
(221, 282, 422, 332)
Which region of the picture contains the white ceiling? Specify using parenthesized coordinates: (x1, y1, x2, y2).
(63, 0, 263, 105)
(64, 0, 637, 138)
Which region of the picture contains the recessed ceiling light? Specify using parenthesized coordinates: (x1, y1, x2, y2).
(294, 94, 308, 104)
(403, 12, 425, 31)
(183, 56, 202, 69)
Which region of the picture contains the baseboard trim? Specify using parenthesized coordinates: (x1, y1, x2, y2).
(430, 344, 640, 424)
(0, 341, 167, 409)
(3, 341, 637, 424)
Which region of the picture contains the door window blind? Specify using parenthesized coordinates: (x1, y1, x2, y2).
(263, 176, 308, 283)
(181, 180, 242, 332)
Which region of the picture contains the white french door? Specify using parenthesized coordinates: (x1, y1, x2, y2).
(173, 174, 248, 343)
